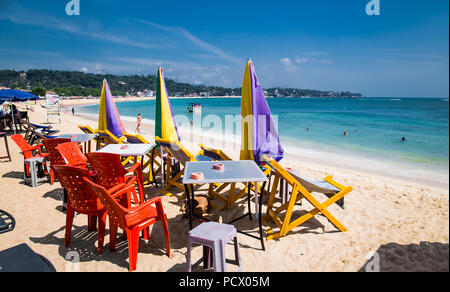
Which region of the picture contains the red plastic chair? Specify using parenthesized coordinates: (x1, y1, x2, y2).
(42, 138, 71, 185)
(11, 134, 49, 177)
(86, 153, 145, 205)
(56, 142, 89, 167)
(51, 165, 108, 253)
(84, 178, 171, 272)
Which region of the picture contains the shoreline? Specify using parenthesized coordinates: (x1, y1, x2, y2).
(75, 108, 449, 197)
(73, 108, 449, 195)
(59, 96, 242, 108)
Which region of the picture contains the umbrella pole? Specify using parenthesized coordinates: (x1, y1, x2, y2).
(10, 105, 16, 134)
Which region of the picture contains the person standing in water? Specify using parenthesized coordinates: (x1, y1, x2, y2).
(136, 113, 142, 133)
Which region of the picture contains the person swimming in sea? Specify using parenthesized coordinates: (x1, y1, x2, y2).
(344, 131, 349, 136)
(402, 137, 407, 142)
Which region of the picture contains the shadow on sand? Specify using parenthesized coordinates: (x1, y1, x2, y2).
(359, 242, 449, 272)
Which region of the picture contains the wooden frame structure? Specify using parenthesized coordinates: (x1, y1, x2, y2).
(262, 156, 353, 240)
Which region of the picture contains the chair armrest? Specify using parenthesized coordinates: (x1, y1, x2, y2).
(22, 144, 44, 152)
(71, 162, 88, 168)
(110, 184, 136, 199)
(125, 197, 163, 225)
(126, 163, 141, 174)
(131, 196, 161, 212)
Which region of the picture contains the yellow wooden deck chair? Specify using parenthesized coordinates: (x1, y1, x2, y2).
(95, 129, 126, 149)
(198, 144, 272, 210)
(95, 129, 137, 166)
(156, 137, 199, 199)
(77, 125, 97, 152)
(78, 125, 96, 135)
(197, 144, 238, 211)
(123, 133, 162, 185)
(262, 156, 353, 241)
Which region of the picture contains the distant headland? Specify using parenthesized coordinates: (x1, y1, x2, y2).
(0, 69, 363, 99)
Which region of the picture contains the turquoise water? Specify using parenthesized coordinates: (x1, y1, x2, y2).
(80, 97, 449, 184)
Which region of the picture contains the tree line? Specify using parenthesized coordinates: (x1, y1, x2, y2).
(0, 69, 362, 98)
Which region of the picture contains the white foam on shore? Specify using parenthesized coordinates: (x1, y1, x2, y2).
(173, 117, 449, 188)
(76, 109, 449, 189)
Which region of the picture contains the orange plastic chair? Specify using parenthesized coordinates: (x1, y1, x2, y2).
(56, 142, 89, 168)
(52, 165, 107, 254)
(42, 138, 71, 185)
(84, 178, 171, 272)
(85, 153, 145, 205)
(11, 134, 49, 177)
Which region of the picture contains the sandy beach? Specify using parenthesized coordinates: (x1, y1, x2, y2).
(0, 100, 448, 272)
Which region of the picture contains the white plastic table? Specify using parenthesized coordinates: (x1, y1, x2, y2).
(58, 134, 98, 152)
(183, 160, 268, 250)
(97, 143, 156, 157)
(97, 143, 157, 186)
(58, 134, 98, 143)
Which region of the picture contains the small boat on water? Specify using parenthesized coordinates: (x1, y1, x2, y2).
(187, 103, 202, 113)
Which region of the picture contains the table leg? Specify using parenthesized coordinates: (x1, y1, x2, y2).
(247, 182, 252, 221)
(4, 135, 11, 161)
(63, 188, 68, 212)
(184, 184, 194, 230)
(229, 181, 268, 251)
(258, 181, 267, 251)
(151, 147, 158, 187)
(254, 181, 259, 220)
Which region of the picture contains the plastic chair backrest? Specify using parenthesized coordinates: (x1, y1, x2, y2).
(156, 137, 193, 166)
(56, 142, 88, 166)
(11, 135, 32, 158)
(42, 138, 72, 167)
(84, 178, 128, 229)
(52, 165, 101, 213)
(85, 152, 127, 189)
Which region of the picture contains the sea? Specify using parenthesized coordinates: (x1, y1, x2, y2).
(78, 97, 449, 187)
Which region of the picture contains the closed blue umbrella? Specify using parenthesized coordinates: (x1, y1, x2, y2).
(0, 89, 38, 103)
(0, 89, 38, 133)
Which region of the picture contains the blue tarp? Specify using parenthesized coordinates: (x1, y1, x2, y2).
(0, 89, 39, 104)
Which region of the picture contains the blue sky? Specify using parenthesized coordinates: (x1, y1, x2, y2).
(0, 0, 448, 97)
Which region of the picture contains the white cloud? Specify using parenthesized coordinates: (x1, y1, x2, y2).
(110, 56, 238, 86)
(0, 3, 160, 49)
(80, 67, 88, 73)
(280, 58, 300, 72)
(317, 59, 332, 64)
(294, 57, 332, 65)
(132, 19, 241, 64)
(295, 57, 309, 64)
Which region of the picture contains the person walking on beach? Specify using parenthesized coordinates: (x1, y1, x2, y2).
(136, 113, 142, 133)
(72, 107, 75, 115)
